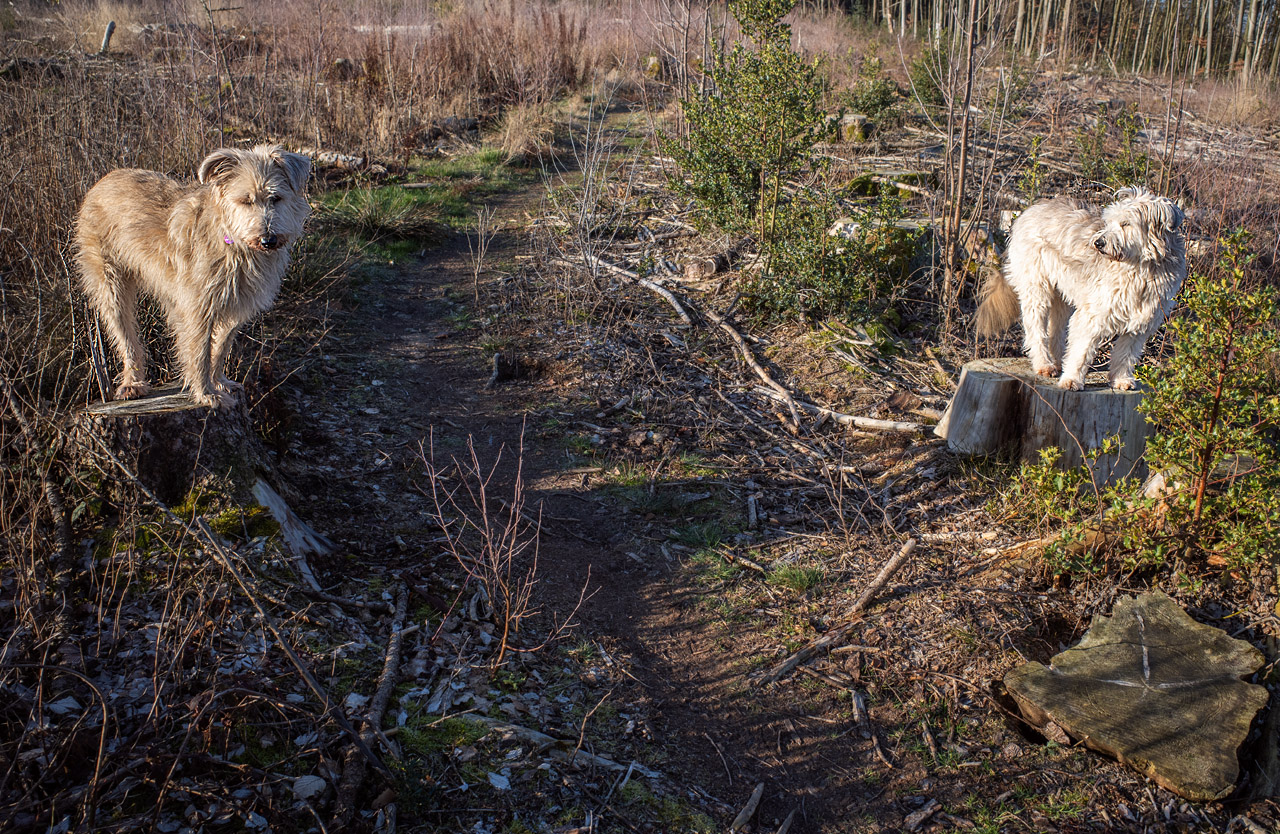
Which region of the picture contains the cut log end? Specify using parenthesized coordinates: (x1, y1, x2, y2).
(86, 385, 220, 417)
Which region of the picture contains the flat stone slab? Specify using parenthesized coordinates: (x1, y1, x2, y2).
(1005, 591, 1268, 801)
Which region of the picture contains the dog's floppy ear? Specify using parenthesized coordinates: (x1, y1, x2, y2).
(1141, 198, 1183, 261)
(262, 145, 311, 193)
(198, 148, 243, 185)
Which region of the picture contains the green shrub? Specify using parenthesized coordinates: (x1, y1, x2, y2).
(1002, 231, 1280, 574)
(1075, 104, 1149, 187)
(907, 44, 949, 111)
(1019, 136, 1047, 203)
(1138, 229, 1280, 568)
(661, 0, 830, 234)
(743, 192, 919, 321)
(846, 53, 900, 122)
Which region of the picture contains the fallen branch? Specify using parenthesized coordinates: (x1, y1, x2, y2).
(554, 255, 692, 327)
(705, 309, 803, 429)
(252, 479, 330, 592)
(451, 714, 661, 778)
(334, 586, 409, 826)
(761, 538, 917, 682)
(752, 387, 926, 434)
(729, 782, 766, 833)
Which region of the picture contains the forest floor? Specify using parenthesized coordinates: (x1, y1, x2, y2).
(249, 92, 1280, 833)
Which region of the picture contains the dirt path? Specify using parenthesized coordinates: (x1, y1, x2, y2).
(272, 174, 881, 829)
(269, 144, 1277, 832)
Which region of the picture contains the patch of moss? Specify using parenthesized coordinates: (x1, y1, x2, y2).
(209, 505, 280, 540)
(398, 717, 488, 759)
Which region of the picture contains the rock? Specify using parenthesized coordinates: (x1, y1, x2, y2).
(1005, 591, 1268, 801)
(292, 775, 326, 801)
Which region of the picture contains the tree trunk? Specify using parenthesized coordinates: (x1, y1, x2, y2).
(69, 385, 276, 506)
(934, 357, 1153, 485)
(1230, 0, 1246, 73)
(1207, 0, 1216, 75)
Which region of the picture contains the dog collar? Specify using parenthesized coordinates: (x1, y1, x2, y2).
(224, 234, 234, 245)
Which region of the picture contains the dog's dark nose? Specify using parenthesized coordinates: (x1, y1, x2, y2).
(1094, 238, 1106, 250)
(259, 235, 279, 250)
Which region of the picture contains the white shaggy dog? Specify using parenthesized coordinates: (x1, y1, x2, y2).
(976, 186, 1186, 390)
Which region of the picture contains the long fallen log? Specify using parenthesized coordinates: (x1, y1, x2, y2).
(752, 387, 926, 434)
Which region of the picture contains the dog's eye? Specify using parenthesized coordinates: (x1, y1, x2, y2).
(1119, 221, 1129, 228)
(269, 195, 282, 204)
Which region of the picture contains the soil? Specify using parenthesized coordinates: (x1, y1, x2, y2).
(260, 149, 1280, 833)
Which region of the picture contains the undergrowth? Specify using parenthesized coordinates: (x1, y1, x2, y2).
(1001, 231, 1280, 576)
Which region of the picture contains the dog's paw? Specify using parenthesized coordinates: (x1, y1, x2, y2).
(1033, 365, 1060, 377)
(115, 381, 151, 400)
(215, 376, 245, 395)
(1109, 376, 1137, 391)
(1057, 377, 1084, 391)
(191, 389, 234, 409)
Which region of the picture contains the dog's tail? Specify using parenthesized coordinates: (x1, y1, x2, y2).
(974, 268, 1020, 337)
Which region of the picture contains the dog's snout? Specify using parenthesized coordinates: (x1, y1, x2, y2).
(259, 234, 280, 250)
(1094, 237, 1106, 251)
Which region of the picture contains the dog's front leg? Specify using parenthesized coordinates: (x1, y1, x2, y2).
(175, 312, 230, 409)
(210, 320, 244, 395)
(1058, 314, 1108, 390)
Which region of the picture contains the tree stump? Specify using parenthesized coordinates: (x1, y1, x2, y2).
(1004, 592, 1268, 801)
(69, 384, 272, 507)
(934, 356, 1151, 485)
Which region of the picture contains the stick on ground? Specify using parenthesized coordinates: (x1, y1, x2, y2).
(556, 255, 692, 327)
(704, 308, 803, 430)
(762, 538, 918, 682)
(334, 586, 409, 826)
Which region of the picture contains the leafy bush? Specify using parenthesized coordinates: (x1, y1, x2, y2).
(661, 0, 830, 234)
(1138, 229, 1280, 568)
(1001, 231, 1280, 575)
(1075, 104, 1150, 187)
(907, 44, 949, 110)
(743, 192, 919, 321)
(846, 53, 900, 121)
(1019, 135, 1047, 203)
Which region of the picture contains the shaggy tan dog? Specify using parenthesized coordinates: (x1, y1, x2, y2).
(76, 145, 311, 408)
(977, 186, 1185, 391)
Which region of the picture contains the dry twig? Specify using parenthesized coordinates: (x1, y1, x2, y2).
(334, 586, 409, 826)
(761, 538, 918, 682)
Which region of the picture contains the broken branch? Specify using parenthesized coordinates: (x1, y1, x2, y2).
(761, 538, 918, 682)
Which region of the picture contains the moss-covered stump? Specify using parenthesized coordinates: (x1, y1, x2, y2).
(934, 356, 1150, 485)
(70, 384, 272, 506)
(1005, 592, 1268, 801)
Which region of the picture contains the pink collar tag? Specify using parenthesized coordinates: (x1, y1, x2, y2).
(224, 235, 234, 245)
